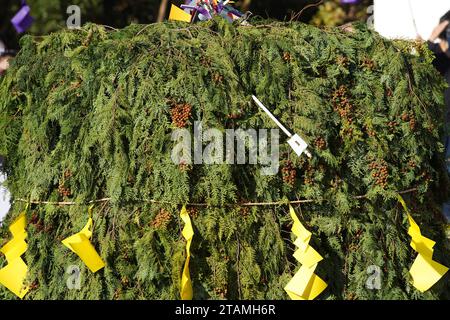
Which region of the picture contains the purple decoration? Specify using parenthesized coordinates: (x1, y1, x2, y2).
(181, 4, 212, 20)
(227, 8, 244, 18)
(11, 1, 34, 34)
(340, 0, 360, 4)
(180, 4, 199, 11)
(180, 0, 245, 24)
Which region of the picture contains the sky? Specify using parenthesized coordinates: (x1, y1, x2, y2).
(375, 0, 450, 40)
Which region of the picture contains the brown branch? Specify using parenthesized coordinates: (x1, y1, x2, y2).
(14, 188, 418, 208)
(290, 0, 324, 22)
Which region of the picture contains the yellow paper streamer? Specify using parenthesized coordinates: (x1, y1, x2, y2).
(168, 4, 192, 22)
(0, 211, 30, 298)
(180, 205, 194, 300)
(284, 205, 327, 300)
(62, 206, 105, 273)
(398, 195, 449, 292)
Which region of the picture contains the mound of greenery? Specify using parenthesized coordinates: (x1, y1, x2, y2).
(0, 18, 449, 300)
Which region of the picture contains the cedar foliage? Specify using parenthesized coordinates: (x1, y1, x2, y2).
(0, 18, 449, 300)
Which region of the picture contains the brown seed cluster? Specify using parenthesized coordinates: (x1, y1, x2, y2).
(369, 160, 389, 188)
(330, 177, 343, 189)
(336, 56, 349, 67)
(30, 212, 39, 225)
(212, 72, 224, 84)
(420, 170, 432, 183)
(401, 112, 410, 122)
(346, 292, 357, 300)
(386, 88, 393, 97)
(332, 85, 354, 124)
(58, 169, 73, 197)
(401, 111, 417, 130)
(348, 242, 360, 252)
(363, 124, 376, 137)
(227, 113, 241, 120)
(29, 281, 39, 291)
(64, 169, 72, 179)
(282, 160, 296, 187)
(354, 229, 363, 240)
(121, 276, 130, 286)
(170, 102, 192, 128)
(187, 207, 199, 219)
(387, 120, 398, 132)
(283, 51, 292, 62)
(179, 161, 192, 172)
(240, 206, 250, 217)
(408, 159, 416, 168)
(58, 184, 71, 197)
(200, 56, 212, 67)
(122, 251, 131, 262)
(44, 224, 54, 233)
(30, 212, 46, 233)
(114, 289, 122, 299)
(146, 160, 153, 173)
(304, 164, 314, 185)
(151, 209, 172, 229)
(409, 115, 417, 131)
(361, 58, 375, 70)
(214, 287, 228, 299)
(315, 137, 327, 150)
(342, 127, 354, 136)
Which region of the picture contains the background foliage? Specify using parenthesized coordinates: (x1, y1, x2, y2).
(0, 18, 449, 299)
(311, 0, 373, 27)
(1, 0, 375, 50)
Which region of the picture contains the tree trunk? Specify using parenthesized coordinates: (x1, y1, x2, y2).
(242, 0, 252, 12)
(157, 0, 169, 22)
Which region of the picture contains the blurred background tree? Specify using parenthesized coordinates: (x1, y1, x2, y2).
(311, 0, 373, 27)
(1, 0, 373, 50)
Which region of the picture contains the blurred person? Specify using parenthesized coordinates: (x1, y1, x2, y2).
(428, 14, 450, 136)
(427, 12, 450, 121)
(0, 40, 15, 75)
(0, 40, 14, 222)
(0, 55, 13, 75)
(428, 11, 450, 221)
